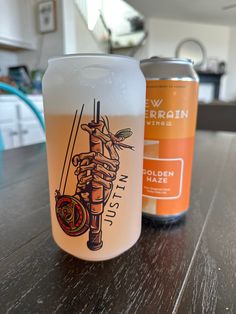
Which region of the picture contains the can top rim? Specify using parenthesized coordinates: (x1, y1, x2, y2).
(140, 57, 193, 65)
(49, 53, 138, 63)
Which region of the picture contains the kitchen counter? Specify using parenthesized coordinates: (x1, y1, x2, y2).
(0, 131, 236, 313)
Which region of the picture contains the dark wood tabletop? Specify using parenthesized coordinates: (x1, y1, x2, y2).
(0, 131, 236, 314)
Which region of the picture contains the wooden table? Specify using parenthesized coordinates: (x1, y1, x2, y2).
(0, 131, 236, 313)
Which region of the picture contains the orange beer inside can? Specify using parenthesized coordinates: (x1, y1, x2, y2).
(140, 57, 199, 223)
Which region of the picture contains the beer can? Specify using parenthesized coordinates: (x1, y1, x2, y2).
(140, 57, 199, 223)
(42, 54, 146, 261)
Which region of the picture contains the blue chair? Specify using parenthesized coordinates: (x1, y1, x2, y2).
(0, 82, 45, 150)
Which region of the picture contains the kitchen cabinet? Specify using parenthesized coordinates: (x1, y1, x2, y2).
(0, 122, 20, 150)
(0, 95, 45, 150)
(0, 0, 36, 50)
(19, 121, 45, 147)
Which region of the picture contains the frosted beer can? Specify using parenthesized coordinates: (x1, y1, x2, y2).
(42, 54, 146, 261)
(140, 57, 199, 223)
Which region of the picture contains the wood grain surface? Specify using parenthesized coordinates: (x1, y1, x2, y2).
(0, 131, 235, 313)
(175, 135, 236, 314)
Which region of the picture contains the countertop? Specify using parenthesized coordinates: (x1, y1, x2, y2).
(0, 131, 236, 313)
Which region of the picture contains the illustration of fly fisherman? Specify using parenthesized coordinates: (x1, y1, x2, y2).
(55, 100, 134, 251)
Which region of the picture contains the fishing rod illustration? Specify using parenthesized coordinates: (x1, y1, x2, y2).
(55, 100, 134, 251)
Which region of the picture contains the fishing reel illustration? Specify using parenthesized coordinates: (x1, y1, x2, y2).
(55, 191, 89, 237)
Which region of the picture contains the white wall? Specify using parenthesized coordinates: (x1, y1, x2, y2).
(147, 18, 230, 100)
(17, 0, 64, 71)
(148, 18, 230, 61)
(16, 0, 104, 70)
(133, 39, 149, 60)
(19, 0, 104, 69)
(0, 50, 18, 75)
(226, 27, 236, 101)
(62, 0, 104, 54)
(0, 0, 105, 75)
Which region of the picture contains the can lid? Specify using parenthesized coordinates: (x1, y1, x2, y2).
(140, 56, 193, 65)
(49, 53, 138, 64)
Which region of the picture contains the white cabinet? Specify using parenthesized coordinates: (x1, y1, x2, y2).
(0, 98, 17, 122)
(0, 95, 45, 150)
(0, 122, 20, 150)
(0, 0, 36, 49)
(19, 121, 45, 146)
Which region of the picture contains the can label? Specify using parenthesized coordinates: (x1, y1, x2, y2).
(51, 101, 135, 251)
(143, 80, 198, 216)
(46, 100, 141, 254)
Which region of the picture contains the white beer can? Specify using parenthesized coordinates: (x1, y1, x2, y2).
(42, 54, 146, 261)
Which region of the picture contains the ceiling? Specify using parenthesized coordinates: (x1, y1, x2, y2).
(126, 0, 236, 26)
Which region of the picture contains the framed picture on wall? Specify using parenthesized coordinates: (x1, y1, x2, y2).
(38, 1, 56, 33)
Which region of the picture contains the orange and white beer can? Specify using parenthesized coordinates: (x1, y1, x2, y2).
(140, 57, 199, 223)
